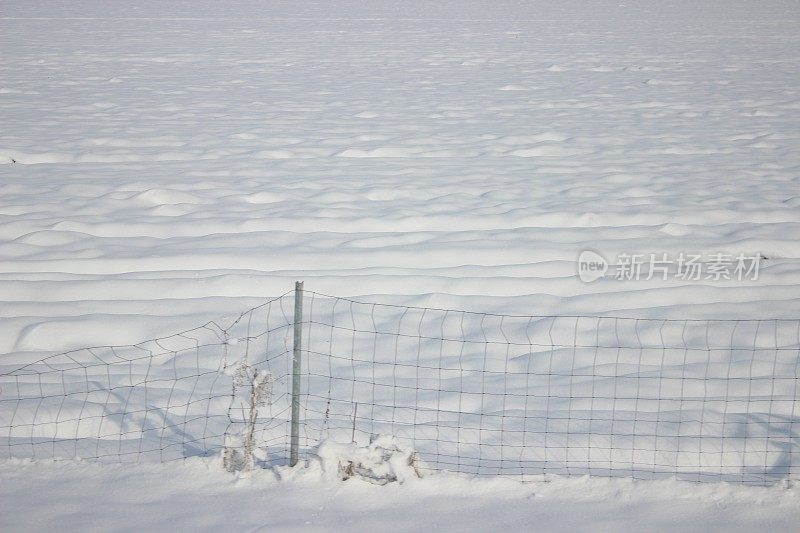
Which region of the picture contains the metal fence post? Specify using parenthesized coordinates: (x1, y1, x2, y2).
(289, 281, 303, 467)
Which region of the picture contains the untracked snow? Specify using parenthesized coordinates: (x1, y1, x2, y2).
(1, 0, 799, 530)
(1, 458, 799, 533)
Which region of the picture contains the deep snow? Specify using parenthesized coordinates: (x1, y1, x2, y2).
(2, 0, 799, 357)
(1, 458, 799, 533)
(1, 0, 800, 530)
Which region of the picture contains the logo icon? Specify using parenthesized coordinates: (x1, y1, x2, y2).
(577, 250, 608, 283)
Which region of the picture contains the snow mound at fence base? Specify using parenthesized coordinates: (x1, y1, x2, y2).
(314, 436, 422, 485)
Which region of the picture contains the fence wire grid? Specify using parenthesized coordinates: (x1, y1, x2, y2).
(0, 292, 295, 464)
(1, 286, 799, 485)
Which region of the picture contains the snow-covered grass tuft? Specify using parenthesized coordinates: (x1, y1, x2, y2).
(315, 436, 422, 485)
(224, 363, 273, 472)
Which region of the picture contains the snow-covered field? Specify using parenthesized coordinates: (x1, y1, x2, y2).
(1, 0, 800, 530)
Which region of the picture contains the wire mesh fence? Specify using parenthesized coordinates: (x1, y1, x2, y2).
(1, 285, 798, 485)
(297, 291, 800, 484)
(0, 292, 295, 465)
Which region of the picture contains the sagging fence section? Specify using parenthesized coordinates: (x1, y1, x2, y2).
(1, 283, 798, 485)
